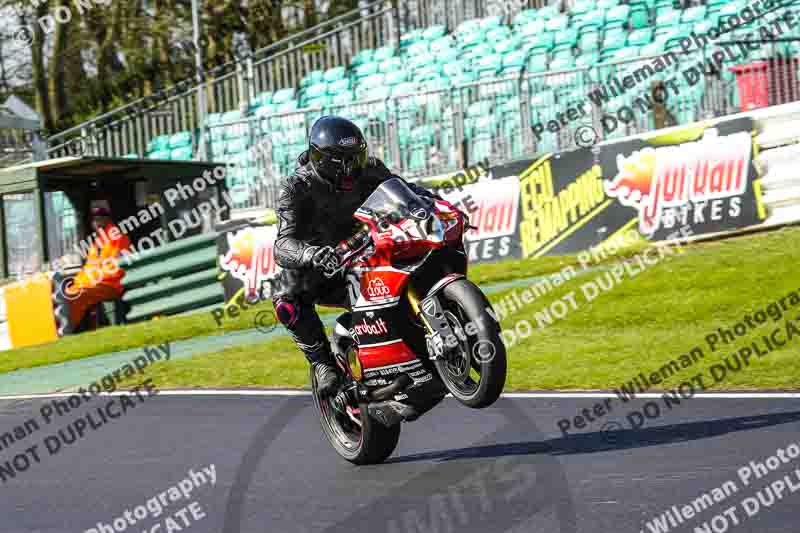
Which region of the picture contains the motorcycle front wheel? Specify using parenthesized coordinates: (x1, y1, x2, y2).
(311, 366, 401, 465)
(433, 279, 507, 408)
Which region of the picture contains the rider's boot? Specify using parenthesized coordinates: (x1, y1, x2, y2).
(309, 346, 342, 397)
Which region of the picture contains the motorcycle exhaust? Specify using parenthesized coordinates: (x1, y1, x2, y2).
(367, 374, 413, 401)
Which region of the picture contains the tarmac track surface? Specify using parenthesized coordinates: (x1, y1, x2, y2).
(1, 394, 799, 533)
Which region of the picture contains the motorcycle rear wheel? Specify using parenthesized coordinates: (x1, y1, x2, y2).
(433, 279, 507, 408)
(311, 368, 401, 465)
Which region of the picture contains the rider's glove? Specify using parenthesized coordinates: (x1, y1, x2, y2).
(302, 245, 341, 275)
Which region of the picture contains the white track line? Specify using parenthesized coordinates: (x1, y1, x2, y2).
(1, 390, 800, 401)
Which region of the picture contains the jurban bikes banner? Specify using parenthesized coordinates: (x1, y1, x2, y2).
(513, 116, 766, 257)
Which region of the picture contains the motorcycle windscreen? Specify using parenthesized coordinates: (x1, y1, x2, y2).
(357, 178, 430, 222)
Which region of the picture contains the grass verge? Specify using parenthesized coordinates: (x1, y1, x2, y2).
(139, 227, 800, 391)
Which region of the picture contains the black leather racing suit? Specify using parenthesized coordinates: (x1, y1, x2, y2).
(269, 150, 439, 363)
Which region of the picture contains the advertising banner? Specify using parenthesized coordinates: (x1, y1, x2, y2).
(440, 176, 523, 263)
(216, 222, 280, 303)
(515, 116, 766, 257)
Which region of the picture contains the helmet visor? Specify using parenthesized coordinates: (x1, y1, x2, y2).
(309, 142, 368, 190)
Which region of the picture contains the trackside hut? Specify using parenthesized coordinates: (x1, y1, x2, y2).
(0, 156, 227, 279)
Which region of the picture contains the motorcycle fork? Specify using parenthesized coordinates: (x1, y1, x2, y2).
(406, 284, 458, 360)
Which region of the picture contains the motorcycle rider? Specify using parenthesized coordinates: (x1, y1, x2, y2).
(270, 116, 442, 396)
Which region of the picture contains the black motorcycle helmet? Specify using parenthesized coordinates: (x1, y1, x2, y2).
(308, 116, 368, 192)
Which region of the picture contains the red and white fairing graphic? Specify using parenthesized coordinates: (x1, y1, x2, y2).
(605, 131, 751, 234)
(346, 191, 467, 380)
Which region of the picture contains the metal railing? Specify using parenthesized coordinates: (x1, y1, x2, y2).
(198, 40, 799, 212)
(44, 0, 561, 160)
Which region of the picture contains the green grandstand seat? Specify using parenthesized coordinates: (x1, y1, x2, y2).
(300, 70, 325, 88)
(612, 46, 640, 61)
(323, 66, 346, 82)
(418, 77, 450, 92)
(596, 0, 619, 8)
(537, 3, 561, 19)
(521, 32, 555, 54)
(664, 27, 691, 51)
(554, 27, 579, 47)
(603, 28, 628, 51)
(527, 53, 549, 73)
(517, 18, 546, 37)
(350, 49, 375, 67)
(384, 69, 409, 85)
(605, 4, 630, 25)
(551, 45, 574, 61)
(576, 52, 600, 68)
(513, 9, 538, 27)
(168, 131, 192, 148)
(147, 135, 171, 152)
(494, 35, 521, 55)
(570, 0, 596, 15)
(576, 9, 605, 31)
(479, 15, 503, 28)
(378, 57, 403, 73)
(423, 25, 447, 41)
(450, 70, 478, 85)
(400, 30, 423, 49)
(579, 30, 601, 51)
(436, 47, 461, 63)
(272, 88, 296, 104)
(359, 73, 387, 91)
(430, 36, 455, 53)
(305, 95, 331, 109)
(122, 153, 139, 159)
(407, 41, 430, 57)
(464, 43, 494, 63)
(277, 100, 298, 113)
(655, 4, 674, 17)
(250, 91, 273, 108)
(303, 83, 328, 100)
(458, 29, 486, 49)
(545, 15, 569, 32)
(253, 103, 277, 117)
(356, 84, 390, 100)
(327, 78, 350, 95)
(413, 64, 441, 81)
(680, 6, 706, 24)
(147, 149, 171, 160)
(629, 6, 651, 29)
(391, 82, 417, 97)
(628, 28, 653, 46)
(373, 46, 396, 61)
(502, 50, 527, 71)
(354, 62, 379, 78)
(225, 137, 249, 154)
(169, 146, 192, 161)
(331, 91, 355, 106)
(443, 61, 466, 77)
(640, 41, 663, 57)
(486, 26, 512, 42)
(407, 53, 436, 71)
(475, 54, 502, 77)
(550, 55, 576, 70)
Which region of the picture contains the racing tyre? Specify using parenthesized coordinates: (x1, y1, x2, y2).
(311, 367, 401, 465)
(433, 279, 507, 408)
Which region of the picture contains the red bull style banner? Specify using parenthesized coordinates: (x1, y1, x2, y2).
(600, 116, 764, 241)
(515, 116, 766, 257)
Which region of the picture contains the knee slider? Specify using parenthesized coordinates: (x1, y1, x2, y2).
(274, 298, 299, 328)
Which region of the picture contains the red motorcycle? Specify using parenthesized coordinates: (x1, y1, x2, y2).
(311, 178, 506, 465)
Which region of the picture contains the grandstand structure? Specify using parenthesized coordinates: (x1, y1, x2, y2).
(43, 0, 800, 211)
